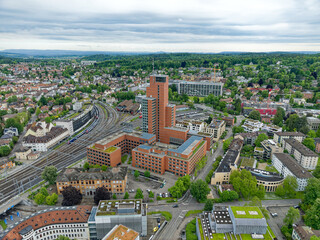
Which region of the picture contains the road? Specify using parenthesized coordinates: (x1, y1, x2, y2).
(0, 103, 126, 207)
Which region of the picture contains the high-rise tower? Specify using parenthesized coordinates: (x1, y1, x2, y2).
(142, 75, 176, 142)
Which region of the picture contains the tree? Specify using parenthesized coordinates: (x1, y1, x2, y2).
(302, 138, 315, 151)
(223, 137, 233, 152)
(255, 133, 268, 147)
(311, 236, 320, 240)
(144, 170, 150, 178)
(94, 186, 111, 205)
(34, 193, 46, 205)
(273, 107, 285, 126)
(313, 163, 320, 179)
(0, 146, 11, 157)
(124, 192, 129, 199)
(204, 199, 213, 211)
(112, 193, 117, 199)
(248, 110, 261, 120)
(149, 191, 154, 198)
(61, 186, 82, 206)
(134, 170, 140, 179)
(303, 178, 320, 206)
(190, 179, 210, 202)
(275, 185, 286, 197)
(308, 130, 317, 138)
(39, 187, 49, 197)
(168, 175, 191, 198)
(220, 190, 239, 202)
(35, 107, 41, 116)
(232, 126, 244, 136)
(41, 166, 58, 185)
(101, 165, 107, 171)
(56, 236, 71, 240)
(83, 162, 90, 170)
(46, 193, 58, 205)
(283, 176, 298, 197)
(305, 198, 320, 230)
(284, 207, 300, 226)
(135, 188, 144, 199)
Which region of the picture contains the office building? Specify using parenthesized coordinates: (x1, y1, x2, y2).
(177, 81, 223, 97)
(56, 167, 128, 195)
(202, 119, 226, 142)
(102, 225, 139, 240)
(272, 153, 313, 191)
(88, 199, 147, 240)
(283, 139, 318, 170)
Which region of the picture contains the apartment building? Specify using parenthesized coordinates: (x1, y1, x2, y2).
(272, 153, 313, 191)
(273, 132, 306, 146)
(88, 199, 147, 240)
(1, 206, 92, 240)
(236, 132, 262, 146)
(177, 81, 224, 97)
(307, 116, 320, 131)
(176, 120, 207, 133)
(202, 119, 226, 142)
(87, 131, 156, 167)
(283, 139, 318, 170)
(132, 135, 207, 176)
(242, 119, 263, 133)
(261, 124, 282, 137)
(56, 167, 128, 195)
(255, 139, 283, 160)
(292, 225, 320, 240)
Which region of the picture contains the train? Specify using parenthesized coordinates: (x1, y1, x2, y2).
(68, 105, 99, 144)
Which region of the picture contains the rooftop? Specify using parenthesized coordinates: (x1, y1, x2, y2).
(216, 150, 239, 173)
(168, 135, 203, 155)
(56, 167, 127, 182)
(230, 206, 264, 219)
(102, 224, 139, 240)
(275, 132, 305, 137)
(96, 199, 145, 216)
(93, 131, 155, 146)
(284, 139, 318, 157)
(273, 153, 313, 179)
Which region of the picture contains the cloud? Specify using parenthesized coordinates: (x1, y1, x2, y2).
(0, 0, 320, 51)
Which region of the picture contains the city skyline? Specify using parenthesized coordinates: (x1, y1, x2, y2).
(1, 0, 320, 52)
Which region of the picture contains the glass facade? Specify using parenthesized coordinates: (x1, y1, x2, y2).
(178, 82, 223, 97)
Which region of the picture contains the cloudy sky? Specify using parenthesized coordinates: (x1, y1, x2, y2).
(1, 0, 320, 52)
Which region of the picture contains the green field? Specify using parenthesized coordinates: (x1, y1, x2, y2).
(240, 158, 255, 168)
(230, 206, 264, 219)
(185, 210, 202, 217)
(147, 211, 172, 221)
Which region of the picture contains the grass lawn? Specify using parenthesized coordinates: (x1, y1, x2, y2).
(0, 220, 7, 230)
(185, 210, 202, 217)
(148, 211, 172, 221)
(240, 158, 255, 168)
(241, 233, 273, 240)
(263, 191, 304, 200)
(186, 218, 198, 240)
(230, 206, 264, 219)
(265, 165, 278, 173)
(121, 154, 128, 163)
(267, 225, 276, 239)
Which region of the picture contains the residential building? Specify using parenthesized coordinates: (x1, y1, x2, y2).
(177, 81, 224, 97)
(202, 119, 226, 142)
(56, 167, 127, 195)
(15, 147, 32, 160)
(242, 119, 263, 133)
(236, 132, 262, 146)
(222, 116, 235, 126)
(292, 224, 320, 240)
(283, 139, 318, 170)
(3, 127, 19, 137)
(132, 135, 207, 176)
(25, 121, 54, 137)
(258, 139, 283, 160)
(23, 126, 69, 151)
(273, 132, 306, 146)
(102, 225, 139, 240)
(307, 117, 320, 131)
(176, 120, 207, 133)
(261, 124, 282, 137)
(272, 153, 313, 191)
(88, 199, 147, 240)
(0, 205, 92, 240)
(87, 131, 156, 167)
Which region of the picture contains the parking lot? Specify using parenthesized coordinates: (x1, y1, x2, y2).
(267, 206, 302, 240)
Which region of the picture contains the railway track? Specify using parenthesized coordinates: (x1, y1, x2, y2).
(0, 103, 124, 206)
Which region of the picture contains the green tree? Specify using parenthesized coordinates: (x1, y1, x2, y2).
(284, 207, 300, 226)
(101, 165, 107, 171)
(34, 193, 46, 205)
(255, 133, 268, 147)
(313, 163, 320, 179)
(220, 190, 239, 202)
(124, 192, 129, 199)
(283, 176, 298, 197)
(190, 179, 210, 202)
(149, 191, 154, 198)
(46, 193, 58, 205)
(134, 170, 140, 179)
(303, 178, 320, 206)
(232, 126, 244, 136)
(39, 187, 49, 197)
(112, 193, 117, 199)
(273, 107, 285, 126)
(144, 170, 150, 178)
(135, 188, 144, 199)
(41, 166, 58, 185)
(56, 236, 71, 240)
(305, 198, 320, 230)
(302, 138, 315, 151)
(204, 199, 213, 211)
(248, 110, 261, 120)
(308, 130, 317, 138)
(83, 162, 90, 170)
(311, 236, 320, 240)
(275, 185, 286, 197)
(223, 137, 233, 152)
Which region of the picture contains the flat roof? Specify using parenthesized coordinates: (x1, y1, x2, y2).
(180, 81, 224, 86)
(230, 206, 264, 219)
(168, 135, 203, 155)
(93, 131, 155, 146)
(216, 150, 239, 173)
(284, 139, 318, 157)
(273, 153, 313, 179)
(102, 224, 139, 240)
(96, 199, 144, 216)
(275, 132, 305, 137)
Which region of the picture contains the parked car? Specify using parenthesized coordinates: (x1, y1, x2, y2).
(172, 204, 179, 208)
(271, 213, 278, 217)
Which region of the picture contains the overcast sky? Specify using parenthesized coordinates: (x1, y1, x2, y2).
(1, 0, 320, 52)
